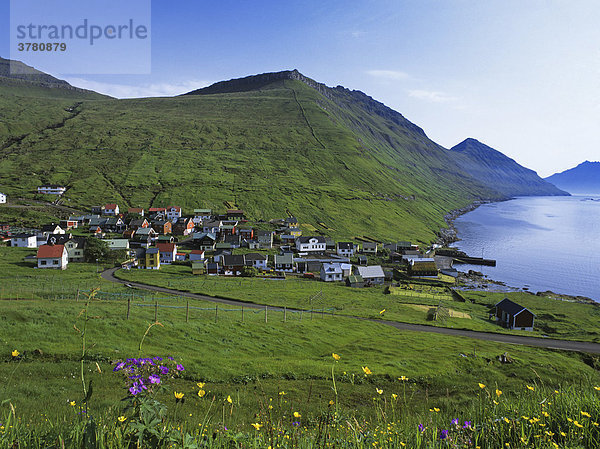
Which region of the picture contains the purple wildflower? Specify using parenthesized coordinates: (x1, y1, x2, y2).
(463, 421, 472, 429)
(159, 366, 169, 375)
(451, 418, 459, 426)
(149, 374, 161, 384)
(292, 421, 301, 427)
(168, 356, 174, 360)
(418, 424, 425, 432)
(113, 362, 125, 372)
(176, 364, 185, 371)
(439, 429, 449, 440)
(129, 383, 143, 396)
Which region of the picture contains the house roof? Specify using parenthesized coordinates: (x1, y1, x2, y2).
(322, 263, 342, 273)
(136, 228, 155, 236)
(194, 232, 216, 241)
(194, 209, 212, 214)
(203, 220, 222, 228)
(223, 254, 246, 266)
(297, 236, 326, 244)
(362, 242, 377, 248)
(245, 253, 267, 261)
(146, 248, 159, 254)
(156, 243, 176, 252)
(495, 298, 535, 316)
(148, 207, 167, 212)
(41, 224, 61, 232)
(105, 204, 118, 209)
(274, 253, 294, 264)
(152, 220, 170, 226)
(347, 275, 364, 283)
(337, 242, 354, 250)
(190, 250, 205, 255)
(37, 244, 65, 258)
(130, 219, 148, 227)
(226, 209, 244, 214)
(355, 265, 385, 279)
(46, 235, 70, 245)
(128, 208, 144, 213)
(168, 206, 181, 211)
(13, 233, 35, 238)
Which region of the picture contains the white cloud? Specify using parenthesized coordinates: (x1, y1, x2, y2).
(366, 70, 409, 81)
(351, 30, 367, 38)
(64, 78, 211, 99)
(408, 89, 457, 103)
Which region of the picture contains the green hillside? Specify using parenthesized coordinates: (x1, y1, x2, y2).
(0, 68, 504, 242)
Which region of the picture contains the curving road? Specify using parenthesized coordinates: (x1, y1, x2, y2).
(102, 267, 600, 354)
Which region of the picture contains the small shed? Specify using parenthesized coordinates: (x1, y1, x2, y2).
(494, 298, 535, 331)
(346, 275, 364, 288)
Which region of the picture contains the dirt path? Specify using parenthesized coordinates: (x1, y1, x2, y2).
(101, 267, 600, 354)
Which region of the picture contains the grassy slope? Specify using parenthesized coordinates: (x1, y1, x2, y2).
(0, 79, 502, 242)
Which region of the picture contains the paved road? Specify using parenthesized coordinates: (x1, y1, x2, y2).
(102, 267, 600, 354)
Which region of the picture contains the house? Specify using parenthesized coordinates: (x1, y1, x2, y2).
(224, 234, 242, 248)
(64, 237, 87, 262)
(288, 227, 302, 238)
(353, 265, 385, 286)
(193, 232, 217, 251)
(320, 263, 343, 282)
(336, 242, 356, 257)
(176, 252, 186, 261)
(274, 253, 295, 272)
(192, 261, 205, 275)
(325, 237, 336, 251)
(89, 226, 103, 236)
(220, 221, 237, 236)
(103, 217, 126, 233)
(127, 207, 145, 216)
(148, 207, 167, 220)
(193, 209, 212, 224)
(294, 255, 350, 273)
(166, 206, 182, 222)
(256, 230, 273, 249)
(215, 242, 232, 251)
(152, 220, 172, 235)
(280, 234, 297, 245)
(189, 250, 205, 261)
(129, 218, 149, 230)
(36, 244, 68, 269)
(340, 263, 352, 277)
(0, 192, 6, 204)
(173, 217, 195, 236)
(206, 262, 220, 275)
(59, 218, 78, 230)
(106, 239, 130, 251)
(213, 249, 231, 263)
(495, 298, 535, 331)
(385, 241, 414, 253)
(407, 259, 438, 278)
(156, 243, 177, 264)
(135, 227, 158, 239)
(37, 185, 66, 195)
(11, 233, 37, 248)
(103, 204, 120, 216)
(202, 220, 222, 235)
(226, 209, 245, 221)
(245, 253, 268, 270)
(357, 255, 368, 266)
(40, 224, 65, 237)
(222, 254, 246, 276)
(284, 216, 299, 228)
(238, 228, 254, 240)
(91, 206, 105, 215)
(361, 242, 378, 254)
(346, 275, 364, 288)
(140, 248, 160, 270)
(296, 236, 326, 254)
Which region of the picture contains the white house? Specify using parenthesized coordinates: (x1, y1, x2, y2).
(11, 233, 37, 248)
(166, 206, 182, 222)
(104, 204, 120, 215)
(202, 220, 222, 234)
(320, 263, 343, 282)
(193, 209, 212, 224)
(336, 242, 356, 257)
(295, 236, 326, 254)
(189, 250, 205, 261)
(0, 192, 6, 204)
(37, 244, 68, 270)
(37, 185, 66, 195)
(353, 265, 385, 285)
(361, 242, 378, 254)
(245, 253, 268, 270)
(156, 242, 177, 264)
(274, 253, 295, 272)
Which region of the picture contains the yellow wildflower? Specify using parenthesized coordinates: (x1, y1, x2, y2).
(226, 395, 232, 404)
(198, 389, 206, 398)
(504, 417, 510, 423)
(69, 401, 76, 407)
(398, 376, 408, 382)
(594, 386, 600, 391)
(478, 383, 486, 389)
(279, 391, 286, 396)
(560, 431, 567, 436)
(376, 388, 383, 395)
(391, 393, 398, 400)
(495, 389, 502, 397)
(526, 385, 534, 391)
(379, 309, 386, 315)
(573, 420, 583, 428)
(196, 382, 205, 388)
(542, 411, 549, 417)
(581, 411, 591, 418)
(117, 416, 126, 423)
(251, 423, 262, 430)
(11, 350, 19, 357)
(332, 353, 340, 361)
(174, 392, 184, 399)
(593, 422, 599, 427)
(362, 366, 372, 375)
(293, 411, 301, 418)
(429, 407, 440, 413)
(329, 400, 335, 405)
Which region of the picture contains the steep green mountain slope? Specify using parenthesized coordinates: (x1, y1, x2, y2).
(449, 138, 569, 197)
(0, 68, 504, 242)
(545, 161, 600, 194)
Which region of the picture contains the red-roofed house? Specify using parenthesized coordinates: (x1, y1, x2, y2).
(156, 242, 177, 264)
(104, 204, 120, 215)
(189, 250, 205, 262)
(128, 207, 145, 216)
(37, 244, 68, 270)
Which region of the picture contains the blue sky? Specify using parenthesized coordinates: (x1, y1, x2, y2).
(2, 0, 599, 176)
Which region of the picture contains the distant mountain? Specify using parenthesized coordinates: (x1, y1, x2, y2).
(0, 57, 109, 99)
(449, 138, 569, 197)
(545, 161, 600, 194)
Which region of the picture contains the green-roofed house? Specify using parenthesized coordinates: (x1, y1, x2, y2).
(346, 275, 364, 288)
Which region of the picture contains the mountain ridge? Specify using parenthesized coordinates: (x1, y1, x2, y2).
(449, 138, 569, 197)
(545, 161, 600, 194)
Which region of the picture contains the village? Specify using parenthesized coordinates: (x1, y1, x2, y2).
(0, 186, 535, 331)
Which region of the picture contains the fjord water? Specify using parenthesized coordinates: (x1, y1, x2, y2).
(451, 195, 600, 301)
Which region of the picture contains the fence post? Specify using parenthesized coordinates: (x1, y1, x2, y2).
(154, 300, 158, 322)
(127, 297, 131, 320)
(265, 305, 268, 323)
(241, 306, 244, 322)
(284, 307, 287, 323)
(76, 289, 80, 302)
(300, 309, 302, 321)
(186, 300, 189, 323)
(215, 305, 218, 323)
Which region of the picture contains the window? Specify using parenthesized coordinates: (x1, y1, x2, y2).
(40, 260, 46, 265)
(53, 260, 58, 265)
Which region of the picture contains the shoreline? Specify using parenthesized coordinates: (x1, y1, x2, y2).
(436, 198, 598, 305)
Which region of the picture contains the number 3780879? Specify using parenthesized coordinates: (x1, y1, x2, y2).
(18, 43, 67, 51)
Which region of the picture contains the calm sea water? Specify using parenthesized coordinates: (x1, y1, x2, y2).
(451, 195, 600, 301)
